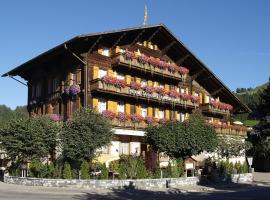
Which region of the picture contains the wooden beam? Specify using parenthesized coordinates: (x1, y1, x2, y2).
(129, 29, 146, 47)
(146, 27, 162, 42)
(161, 41, 176, 55)
(191, 69, 205, 80)
(88, 35, 102, 53)
(201, 75, 213, 82)
(211, 88, 224, 96)
(111, 32, 127, 50)
(176, 54, 190, 65)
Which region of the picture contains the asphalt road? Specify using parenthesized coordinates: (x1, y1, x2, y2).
(1, 182, 270, 200)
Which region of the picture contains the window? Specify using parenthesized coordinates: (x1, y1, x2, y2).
(70, 73, 76, 85)
(119, 143, 129, 155)
(117, 101, 125, 113)
(98, 99, 107, 113)
(158, 108, 164, 119)
(180, 88, 185, 94)
(180, 112, 186, 122)
(141, 79, 147, 87)
(97, 145, 109, 154)
(98, 69, 107, 79)
(141, 105, 147, 118)
(102, 48, 110, 57)
(205, 95, 210, 104)
(159, 83, 165, 89)
(116, 72, 125, 80)
(176, 111, 180, 121)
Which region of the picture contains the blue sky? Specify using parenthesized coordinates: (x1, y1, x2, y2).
(0, 0, 269, 109)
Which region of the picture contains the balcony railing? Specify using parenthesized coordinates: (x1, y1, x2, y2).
(210, 124, 247, 137)
(111, 52, 188, 81)
(90, 79, 199, 108)
(201, 103, 231, 115)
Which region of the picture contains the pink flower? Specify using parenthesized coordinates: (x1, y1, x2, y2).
(143, 85, 154, 94)
(102, 110, 116, 120)
(180, 93, 191, 101)
(130, 114, 144, 123)
(169, 90, 179, 98)
(191, 95, 200, 103)
(130, 82, 141, 90)
(49, 114, 63, 122)
(117, 112, 129, 122)
(156, 87, 167, 96)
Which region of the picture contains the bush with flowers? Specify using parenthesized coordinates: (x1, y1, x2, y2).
(180, 93, 191, 101)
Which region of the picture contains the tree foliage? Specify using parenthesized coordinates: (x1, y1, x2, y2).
(146, 112, 218, 159)
(0, 116, 59, 163)
(216, 136, 252, 159)
(61, 107, 113, 166)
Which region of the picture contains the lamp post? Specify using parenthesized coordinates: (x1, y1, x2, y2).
(247, 156, 253, 173)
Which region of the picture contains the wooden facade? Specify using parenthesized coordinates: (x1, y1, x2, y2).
(3, 25, 249, 160)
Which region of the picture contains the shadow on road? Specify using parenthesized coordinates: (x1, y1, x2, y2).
(72, 184, 270, 200)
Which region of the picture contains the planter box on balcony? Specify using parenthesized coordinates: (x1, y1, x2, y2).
(201, 104, 230, 115)
(112, 54, 187, 81)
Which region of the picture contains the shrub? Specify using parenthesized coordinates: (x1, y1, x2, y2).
(63, 162, 72, 179)
(52, 164, 62, 178)
(100, 163, 108, 179)
(136, 159, 149, 179)
(118, 163, 127, 179)
(80, 160, 90, 179)
(28, 159, 48, 178)
(153, 167, 161, 179)
(109, 160, 119, 173)
(176, 159, 185, 177)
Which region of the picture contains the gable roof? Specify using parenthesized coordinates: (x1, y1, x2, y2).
(2, 24, 250, 113)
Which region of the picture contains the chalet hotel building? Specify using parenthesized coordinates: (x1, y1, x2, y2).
(3, 25, 249, 165)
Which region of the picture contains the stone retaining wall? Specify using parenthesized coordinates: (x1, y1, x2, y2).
(4, 176, 199, 190)
(3, 173, 253, 189)
(231, 173, 253, 184)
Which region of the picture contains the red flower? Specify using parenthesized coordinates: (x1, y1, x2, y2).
(102, 110, 116, 120)
(191, 95, 200, 103)
(130, 114, 144, 123)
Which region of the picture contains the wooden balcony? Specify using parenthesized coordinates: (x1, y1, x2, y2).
(214, 127, 247, 137)
(111, 54, 187, 81)
(201, 103, 230, 115)
(90, 79, 199, 109)
(111, 118, 147, 130)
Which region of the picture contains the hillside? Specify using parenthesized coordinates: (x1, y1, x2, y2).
(234, 82, 268, 126)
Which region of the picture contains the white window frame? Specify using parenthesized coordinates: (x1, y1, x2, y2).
(116, 72, 125, 80)
(119, 143, 129, 155)
(102, 48, 110, 57)
(98, 69, 107, 79)
(98, 99, 107, 113)
(141, 79, 147, 87)
(141, 105, 147, 118)
(158, 108, 165, 119)
(117, 101, 125, 113)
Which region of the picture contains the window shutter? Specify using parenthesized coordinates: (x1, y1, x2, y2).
(92, 98, 98, 111)
(148, 80, 152, 86)
(165, 109, 170, 120)
(165, 84, 170, 92)
(148, 107, 153, 117)
(126, 75, 131, 84)
(93, 65, 99, 79)
(125, 103, 131, 114)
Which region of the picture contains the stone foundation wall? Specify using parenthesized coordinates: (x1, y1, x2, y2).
(4, 176, 199, 189)
(4, 173, 253, 189)
(231, 173, 253, 184)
